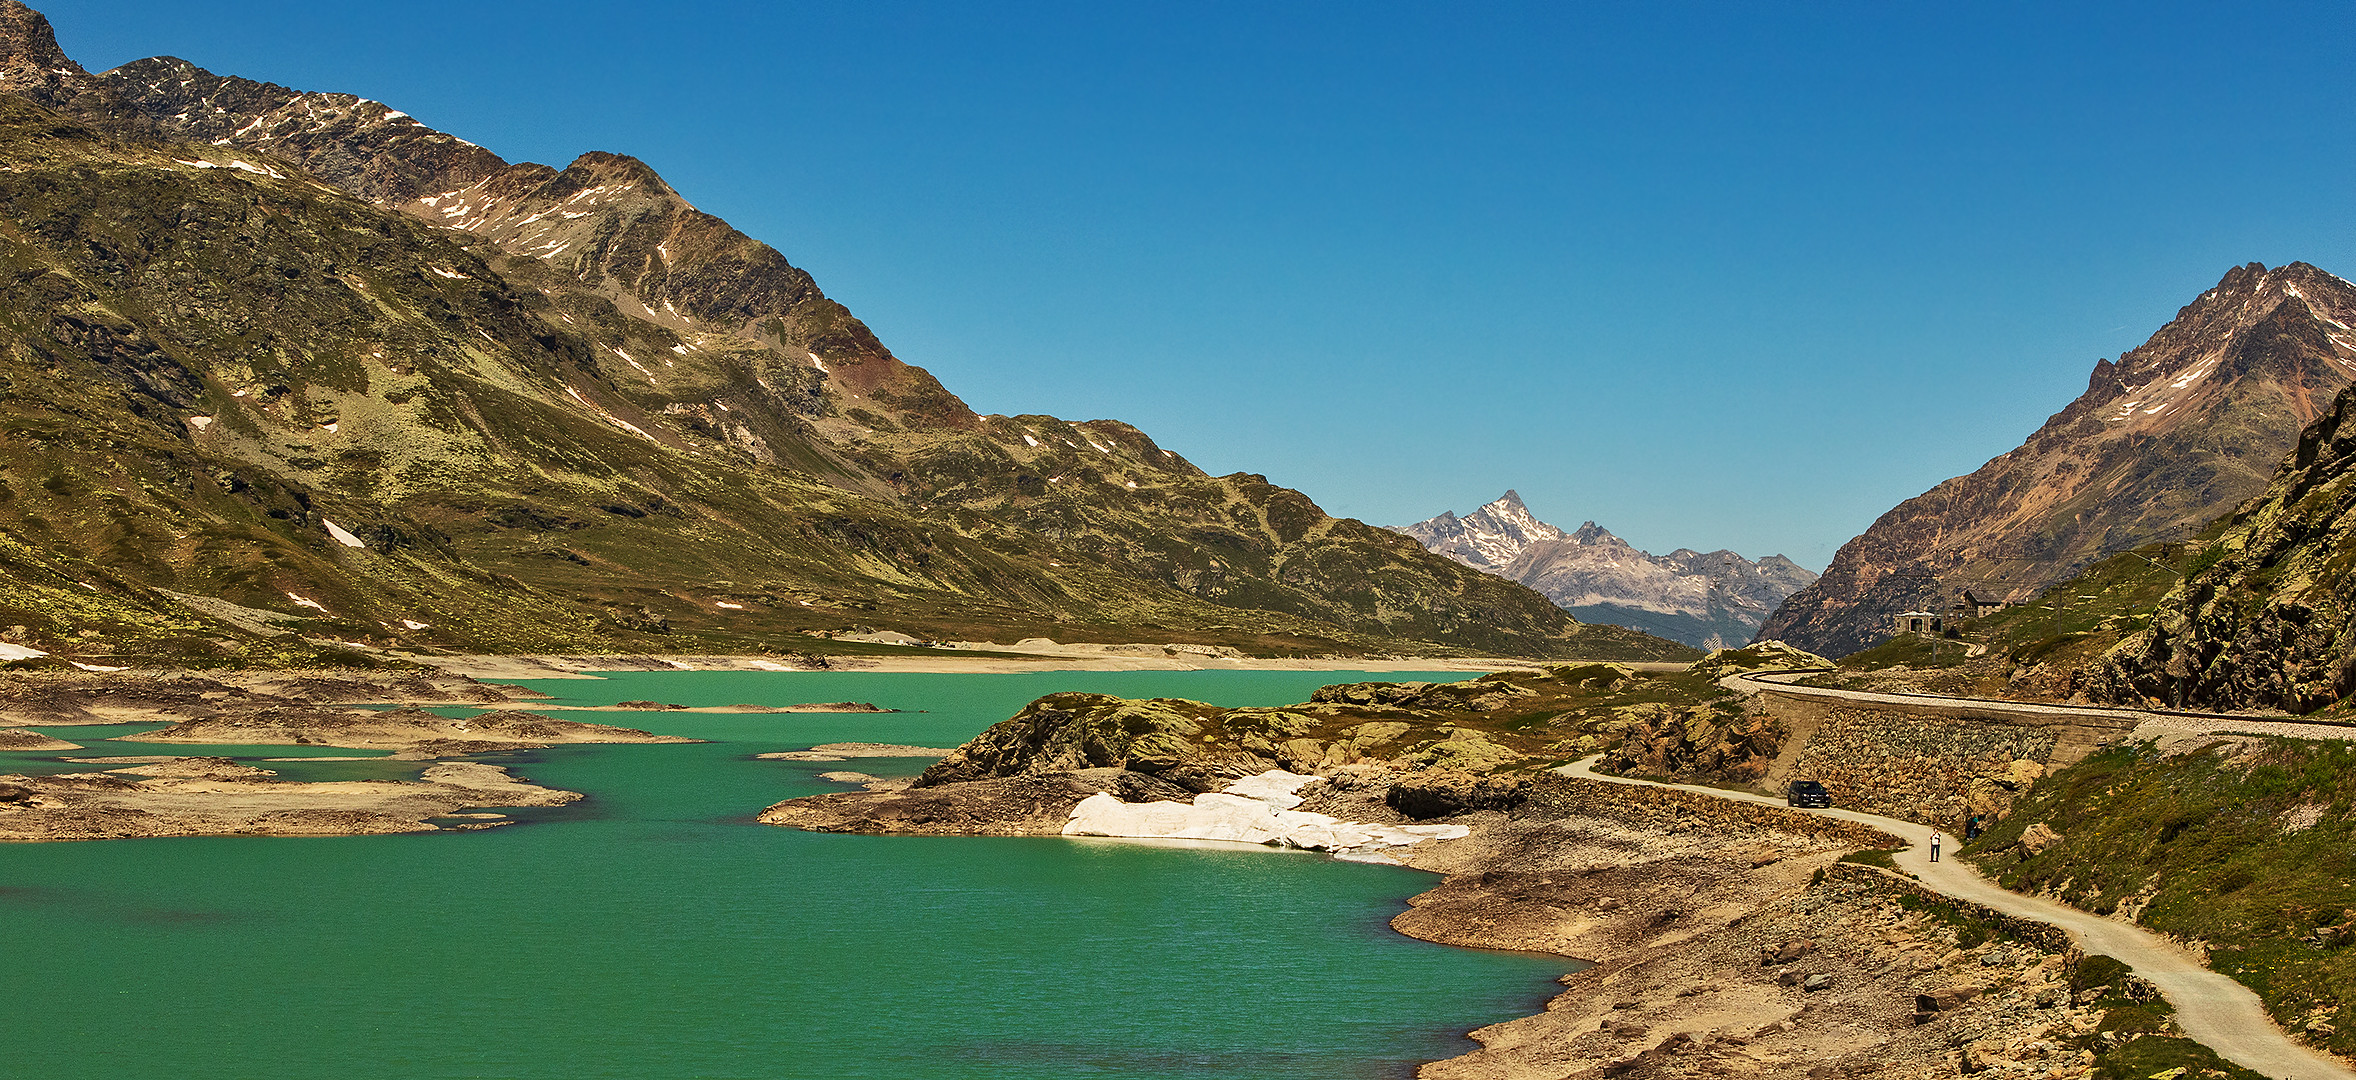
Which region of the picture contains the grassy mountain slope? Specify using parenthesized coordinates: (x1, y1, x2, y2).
(0, 19, 1687, 664)
(1968, 737, 2356, 1059)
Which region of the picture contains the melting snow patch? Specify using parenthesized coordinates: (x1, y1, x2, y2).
(188, 416, 214, 430)
(429, 266, 470, 280)
(1064, 770, 1470, 854)
(0, 643, 48, 661)
(672, 344, 689, 355)
(323, 519, 367, 548)
(807, 351, 829, 374)
(715, 601, 745, 610)
(400, 620, 430, 630)
(1022, 434, 1039, 447)
(70, 662, 129, 673)
(284, 593, 329, 613)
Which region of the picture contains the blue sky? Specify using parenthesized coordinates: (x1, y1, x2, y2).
(43, 1, 2356, 568)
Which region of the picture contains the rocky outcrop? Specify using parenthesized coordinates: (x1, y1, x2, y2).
(2084, 376, 2356, 711)
(1602, 705, 1784, 784)
(1762, 262, 2356, 659)
(913, 693, 1273, 792)
(0, 727, 77, 750)
(756, 770, 1115, 835)
(1383, 769, 1531, 819)
(134, 707, 697, 753)
(1687, 640, 1832, 679)
(1398, 492, 1816, 648)
(0, 758, 581, 841)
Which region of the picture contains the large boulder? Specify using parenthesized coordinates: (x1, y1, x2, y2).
(1385, 769, 1531, 819)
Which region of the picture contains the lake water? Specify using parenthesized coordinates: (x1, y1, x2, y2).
(0, 670, 1571, 1079)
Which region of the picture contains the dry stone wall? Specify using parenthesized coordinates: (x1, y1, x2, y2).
(1784, 706, 2059, 830)
(1525, 773, 1899, 849)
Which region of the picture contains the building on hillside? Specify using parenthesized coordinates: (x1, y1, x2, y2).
(1960, 591, 2007, 618)
(1894, 611, 1944, 636)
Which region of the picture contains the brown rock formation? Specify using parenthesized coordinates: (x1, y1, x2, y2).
(2088, 376, 2356, 711)
(1761, 262, 2356, 658)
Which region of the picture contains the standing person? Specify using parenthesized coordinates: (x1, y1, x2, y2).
(1930, 832, 1942, 862)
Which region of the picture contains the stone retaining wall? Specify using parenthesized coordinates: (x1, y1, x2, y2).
(1527, 772, 1900, 849)
(1782, 705, 2059, 829)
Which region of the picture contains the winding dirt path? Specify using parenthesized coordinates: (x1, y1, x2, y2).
(1558, 757, 2356, 1080)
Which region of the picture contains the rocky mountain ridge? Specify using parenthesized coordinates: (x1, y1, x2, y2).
(1398, 492, 1817, 648)
(1760, 261, 2356, 659)
(0, 1, 1690, 664)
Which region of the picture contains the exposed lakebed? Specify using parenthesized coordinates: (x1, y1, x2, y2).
(0, 669, 1569, 1079)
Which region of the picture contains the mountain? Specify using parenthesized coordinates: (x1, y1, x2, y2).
(2088, 378, 2356, 713)
(1759, 261, 2356, 659)
(0, 2, 1693, 665)
(1395, 490, 1564, 570)
(1396, 492, 1816, 648)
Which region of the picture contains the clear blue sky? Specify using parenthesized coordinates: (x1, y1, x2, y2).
(42, 1, 2356, 569)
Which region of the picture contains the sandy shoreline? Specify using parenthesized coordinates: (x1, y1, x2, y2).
(406, 651, 1685, 681)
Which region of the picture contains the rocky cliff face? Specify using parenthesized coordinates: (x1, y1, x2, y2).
(1760, 262, 2356, 659)
(2088, 379, 2356, 712)
(1398, 492, 1817, 648)
(0, 2, 1684, 662)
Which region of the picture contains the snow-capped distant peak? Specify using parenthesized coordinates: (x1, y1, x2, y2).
(1394, 490, 1564, 572)
(1393, 489, 1818, 648)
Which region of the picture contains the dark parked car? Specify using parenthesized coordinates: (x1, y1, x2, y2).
(1786, 780, 1832, 809)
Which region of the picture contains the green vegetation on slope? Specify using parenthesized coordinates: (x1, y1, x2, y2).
(1809, 541, 2208, 701)
(0, 92, 1692, 664)
(1969, 737, 2356, 1057)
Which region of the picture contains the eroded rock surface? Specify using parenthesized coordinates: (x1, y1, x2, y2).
(0, 757, 579, 840)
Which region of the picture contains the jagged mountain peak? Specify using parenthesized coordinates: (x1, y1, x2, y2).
(0, 0, 80, 104)
(1397, 491, 1563, 572)
(1395, 493, 1816, 648)
(1568, 521, 1623, 546)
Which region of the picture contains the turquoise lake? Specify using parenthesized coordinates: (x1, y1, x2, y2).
(0, 669, 1570, 1079)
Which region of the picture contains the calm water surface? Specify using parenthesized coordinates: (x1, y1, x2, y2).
(0, 670, 1569, 1079)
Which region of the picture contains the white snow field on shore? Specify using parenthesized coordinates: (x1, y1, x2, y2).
(1063, 769, 1468, 857)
